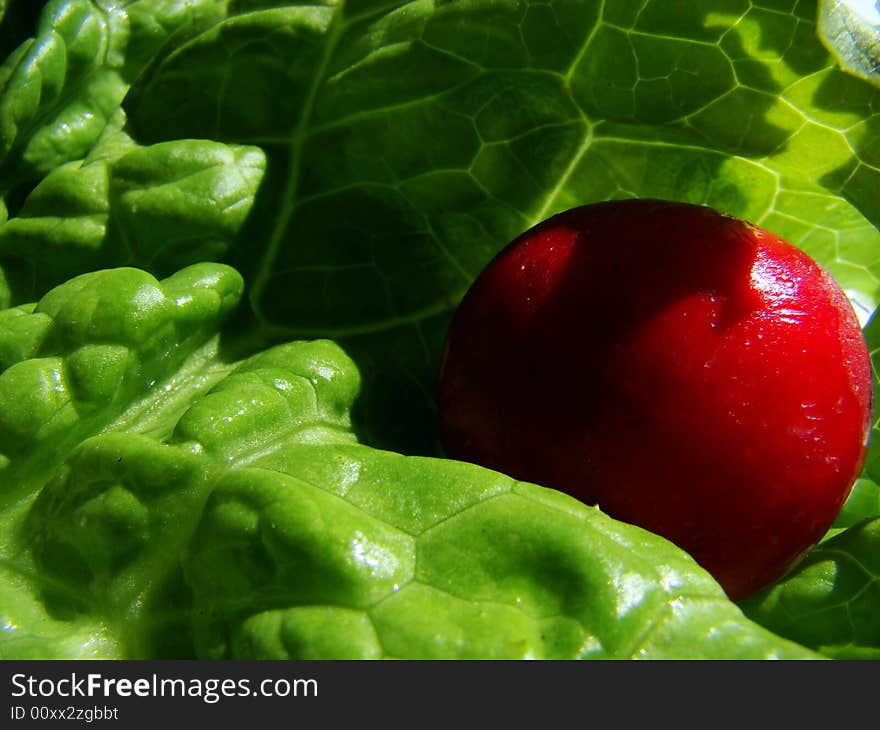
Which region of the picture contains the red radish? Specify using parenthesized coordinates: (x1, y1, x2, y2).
(439, 200, 873, 600)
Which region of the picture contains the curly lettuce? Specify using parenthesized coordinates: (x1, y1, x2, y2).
(1, 0, 879, 659)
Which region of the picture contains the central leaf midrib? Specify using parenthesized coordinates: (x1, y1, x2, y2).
(249, 2, 349, 309)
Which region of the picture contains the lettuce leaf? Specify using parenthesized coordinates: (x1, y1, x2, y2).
(1, 0, 879, 659)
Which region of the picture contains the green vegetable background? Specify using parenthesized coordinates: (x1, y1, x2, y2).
(0, 0, 878, 659)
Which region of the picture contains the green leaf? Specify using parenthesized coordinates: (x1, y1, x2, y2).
(0, 0, 234, 201)
(0, 115, 265, 305)
(0, 262, 246, 658)
(1, 264, 816, 659)
(862, 307, 880, 484)
(0, 0, 129, 194)
(4, 0, 876, 660)
(740, 518, 880, 659)
(0, 263, 244, 502)
(833, 478, 880, 527)
(122, 0, 880, 452)
(185, 444, 816, 659)
(0, 0, 272, 308)
(818, 0, 880, 88)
